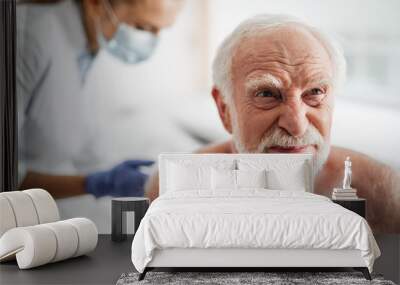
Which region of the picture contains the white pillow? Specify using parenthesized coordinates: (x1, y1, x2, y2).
(238, 158, 308, 191)
(167, 162, 211, 191)
(267, 168, 306, 191)
(211, 168, 236, 190)
(236, 169, 268, 189)
(211, 169, 268, 190)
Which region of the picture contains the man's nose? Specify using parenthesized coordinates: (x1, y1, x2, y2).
(277, 98, 309, 138)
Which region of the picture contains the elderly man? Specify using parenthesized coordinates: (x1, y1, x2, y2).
(146, 14, 400, 233)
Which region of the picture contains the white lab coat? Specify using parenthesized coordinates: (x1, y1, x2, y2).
(17, 0, 88, 177)
(16, 0, 208, 233)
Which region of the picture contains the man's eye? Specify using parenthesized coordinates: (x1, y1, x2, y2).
(308, 88, 324, 96)
(252, 89, 281, 110)
(303, 87, 326, 107)
(255, 90, 280, 99)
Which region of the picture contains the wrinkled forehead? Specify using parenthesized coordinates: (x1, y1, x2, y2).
(231, 24, 334, 86)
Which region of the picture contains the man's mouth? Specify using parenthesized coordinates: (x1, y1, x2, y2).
(267, 145, 312, 153)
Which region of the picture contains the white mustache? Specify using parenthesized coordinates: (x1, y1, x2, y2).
(257, 124, 325, 153)
(232, 121, 330, 173)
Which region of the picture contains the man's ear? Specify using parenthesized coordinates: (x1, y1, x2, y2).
(212, 87, 233, 134)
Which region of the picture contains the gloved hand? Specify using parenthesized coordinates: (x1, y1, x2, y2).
(85, 160, 154, 198)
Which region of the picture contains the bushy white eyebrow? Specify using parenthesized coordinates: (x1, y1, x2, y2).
(305, 76, 333, 88)
(245, 74, 283, 91)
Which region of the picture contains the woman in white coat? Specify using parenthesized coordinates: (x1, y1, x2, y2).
(17, 0, 184, 200)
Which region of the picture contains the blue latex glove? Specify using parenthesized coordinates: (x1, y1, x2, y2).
(85, 160, 154, 198)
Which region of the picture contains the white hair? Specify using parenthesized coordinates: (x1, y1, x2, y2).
(212, 14, 347, 103)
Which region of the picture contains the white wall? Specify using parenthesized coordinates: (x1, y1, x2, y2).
(332, 99, 400, 170)
(206, 0, 400, 61)
(143, 0, 208, 96)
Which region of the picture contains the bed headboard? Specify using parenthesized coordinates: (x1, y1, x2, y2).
(158, 153, 315, 195)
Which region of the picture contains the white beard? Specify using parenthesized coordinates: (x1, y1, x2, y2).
(231, 109, 330, 175)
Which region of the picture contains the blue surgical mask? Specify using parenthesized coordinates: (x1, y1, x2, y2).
(96, 0, 158, 64)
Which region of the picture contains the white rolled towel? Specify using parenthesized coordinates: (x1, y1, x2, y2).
(64, 218, 98, 257)
(42, 221, 79, 262)
(0, 195, 17, 237)
(23, 188, 60, 224)
(0, 191, 39, 227)
(0, 189, 59, 237)
(0, 218, 98, 269)
(0, 225, 57, 267)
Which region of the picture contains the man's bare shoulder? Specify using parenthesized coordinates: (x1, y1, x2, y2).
(195, 141, 234, 154)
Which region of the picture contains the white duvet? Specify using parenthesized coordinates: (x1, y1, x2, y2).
(131, 190, 380, 273)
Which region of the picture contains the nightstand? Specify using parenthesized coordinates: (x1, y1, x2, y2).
(332, 198, 366, 218)
(112, 197, 149, 242)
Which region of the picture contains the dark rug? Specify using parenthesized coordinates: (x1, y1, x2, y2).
(116, 271, 396, 285)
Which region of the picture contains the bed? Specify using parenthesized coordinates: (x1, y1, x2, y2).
(131, 153, 380, 280)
